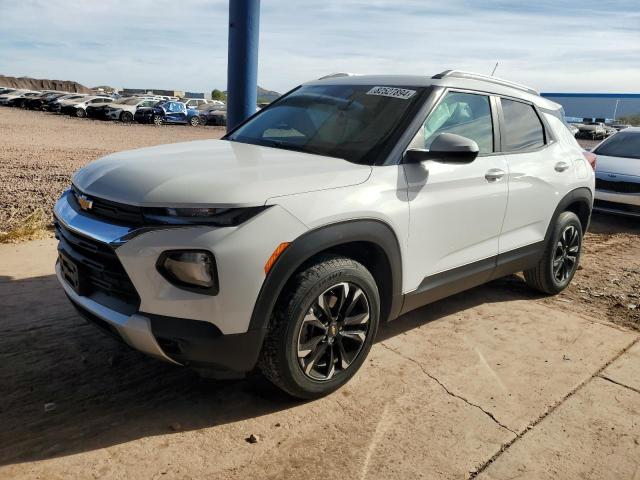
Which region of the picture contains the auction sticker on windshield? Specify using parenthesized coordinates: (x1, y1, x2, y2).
(366, 86, 416, 100)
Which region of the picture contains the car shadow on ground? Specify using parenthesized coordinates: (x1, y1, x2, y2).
(588, 211, 640, 235)
(0, 270, 541, 467)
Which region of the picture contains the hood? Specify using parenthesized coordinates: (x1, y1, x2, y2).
(73, 139, 372, 207)
(595, 154, 640, 177)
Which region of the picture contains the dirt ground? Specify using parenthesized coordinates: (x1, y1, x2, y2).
(0, 107, 639, 479)
(0, 107, 223, 236)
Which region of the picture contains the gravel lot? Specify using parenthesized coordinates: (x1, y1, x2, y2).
(0, 107, 639, 478)
(0, 107, 223, 236)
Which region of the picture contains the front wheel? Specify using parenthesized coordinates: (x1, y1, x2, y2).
(121, 111, 133, 123)
(524, 211, 583, 294)
(152, 114, 163, 126)
(189, 116, 200, 126)
(259, 256, 380, 399)
(75, 108, 86, 118)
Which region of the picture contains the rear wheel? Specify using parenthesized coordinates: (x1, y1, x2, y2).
(524, 211, 582, 294)
(189, 116, 200, 126)
(75, 108, 86, 118)
(120, 111, 133, 123)
(152, 114, 163, 126)
(259, 256, 380, 399)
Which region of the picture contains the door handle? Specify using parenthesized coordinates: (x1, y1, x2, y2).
(555, 161, 570, 172)
(485, 168, 505, 182)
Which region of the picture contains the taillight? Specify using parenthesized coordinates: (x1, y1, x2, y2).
(582, 151, 597, 171)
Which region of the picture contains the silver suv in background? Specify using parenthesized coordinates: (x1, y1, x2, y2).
(54, 70, 594, 398)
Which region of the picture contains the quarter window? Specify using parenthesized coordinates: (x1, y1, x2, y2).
(500, 98, 545, 151)
(419, 92, 494, 154)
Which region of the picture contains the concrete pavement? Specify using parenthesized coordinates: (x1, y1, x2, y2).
(0, 239, 638, 479)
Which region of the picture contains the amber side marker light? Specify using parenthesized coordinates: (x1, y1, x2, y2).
(264, 242, 290, 274)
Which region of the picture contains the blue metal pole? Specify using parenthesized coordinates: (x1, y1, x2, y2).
(227, 0, 260, 131)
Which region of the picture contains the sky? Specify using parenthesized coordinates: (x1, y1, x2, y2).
(1, 0, 639, 95)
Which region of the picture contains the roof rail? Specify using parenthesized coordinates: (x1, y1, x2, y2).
(317, 72, 359, 80)
(432, 70, 539, 96)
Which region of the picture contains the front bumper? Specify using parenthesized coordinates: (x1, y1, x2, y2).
(57, 261, 178, 363)
(594, 190, 640, 217)
(53, 189, 307, 372)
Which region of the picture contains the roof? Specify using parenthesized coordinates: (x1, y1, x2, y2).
(306, 71, 560, 110)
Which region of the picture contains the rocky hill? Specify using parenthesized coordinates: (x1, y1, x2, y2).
(0, 75, 91, 93)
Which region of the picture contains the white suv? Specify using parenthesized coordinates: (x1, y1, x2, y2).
(54, 71, 594, 398)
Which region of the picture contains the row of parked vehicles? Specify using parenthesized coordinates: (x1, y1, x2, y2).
(569, 121, 631, 140)
(0, 88, 228, 127)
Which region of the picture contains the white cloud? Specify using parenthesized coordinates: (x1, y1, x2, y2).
(0, 0, 638, 93)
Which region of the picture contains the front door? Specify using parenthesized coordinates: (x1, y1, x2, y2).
(403, 90, 509, 294)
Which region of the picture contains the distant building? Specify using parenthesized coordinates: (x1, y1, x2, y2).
(120, 88, 205, 98)
(541, 93, 640, 123)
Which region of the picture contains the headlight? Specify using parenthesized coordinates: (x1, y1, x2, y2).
(143, 206, 268, 226)
(157, 250, 218, 294)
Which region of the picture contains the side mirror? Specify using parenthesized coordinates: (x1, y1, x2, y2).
(404, 133, 480, 164)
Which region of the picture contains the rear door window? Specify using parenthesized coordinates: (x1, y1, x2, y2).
(500, 98, 545, 152)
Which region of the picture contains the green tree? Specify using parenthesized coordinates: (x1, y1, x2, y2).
(211, 89, 226, 102)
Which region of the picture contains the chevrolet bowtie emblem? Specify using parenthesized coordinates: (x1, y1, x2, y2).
(77, 194, 93, 211)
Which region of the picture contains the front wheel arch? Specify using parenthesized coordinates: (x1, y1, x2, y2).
(249, 220, 404, 337)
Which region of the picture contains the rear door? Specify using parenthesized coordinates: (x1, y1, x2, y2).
(497, 97, 572, 253)
(403, 90, 509, 290)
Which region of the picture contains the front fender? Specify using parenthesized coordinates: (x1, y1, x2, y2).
(248, 219, 404, 334)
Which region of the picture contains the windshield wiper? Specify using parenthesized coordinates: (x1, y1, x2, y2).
(263, 139, 322, 156)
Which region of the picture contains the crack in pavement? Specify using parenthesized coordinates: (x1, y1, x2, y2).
(378, 342, 518, 436)
(598, 374, 640, 396)
(467, 335, 640, 478)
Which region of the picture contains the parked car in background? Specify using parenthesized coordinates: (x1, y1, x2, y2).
(592, 127, 640, 217)
(578, 122, 607, 140)
(105, 97, 158, 122)
(7, 91, 42, 108)
(25, 91, 68, 110)
(182, 98, 215, 109)
(199, 104, 227, 126)
(134, 101, 201, 126)
(567, 123, 579, 137)
(0, 89, 36, 106)
(65, 96, 113, 117)
(49, 94, 88, 112)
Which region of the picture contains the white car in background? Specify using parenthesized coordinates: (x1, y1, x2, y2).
(0, 89, 36, 105)
(105, 97, 159, 122)
(50, 94, 89, 112)
(592, 127, 640, 217)
(183, 98, 216, 109)
(68, 96, 114, 117)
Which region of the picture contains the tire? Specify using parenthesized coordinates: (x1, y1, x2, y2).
(76, 108, 86, 118)
(120, 111, 133, 123)
(189, 116, 200, 127)
(152, 114, 163, 126)
(524, 211, 583, 295)
(259, 255, 380, 399)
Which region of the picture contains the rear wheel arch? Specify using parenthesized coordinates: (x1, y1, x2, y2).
(249, 220, 404, 335)
(544, 187, 592, 243)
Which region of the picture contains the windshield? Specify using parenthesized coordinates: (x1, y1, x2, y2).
(594, 131, 640, 159)
(226, 84, 426, 164)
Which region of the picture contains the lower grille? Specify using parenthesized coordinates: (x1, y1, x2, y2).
(596, 178, 640, 194)
(55, 220, 141, 313)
